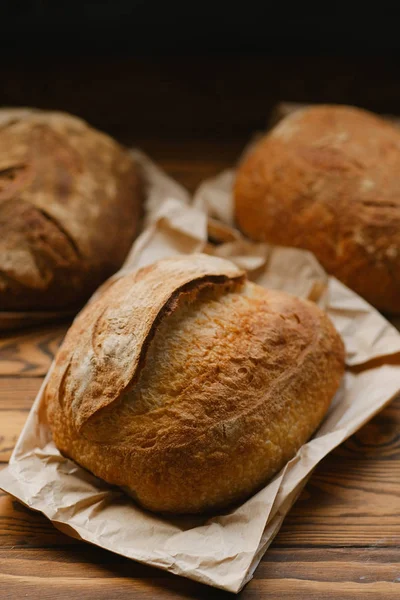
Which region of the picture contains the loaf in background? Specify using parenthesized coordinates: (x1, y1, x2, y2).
(0, 109, 142, 311)
(235, 105, 400, 313)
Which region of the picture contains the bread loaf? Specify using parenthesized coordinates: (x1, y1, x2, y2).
(234, 105, 400, 313)
(46, 254, 344, 514)
(0, 109, 142, 311)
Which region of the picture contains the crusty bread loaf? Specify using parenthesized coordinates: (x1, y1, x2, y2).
(0, 109, 142, 311)
(234, 105, 400, 313)
(46, 254, 344, 514)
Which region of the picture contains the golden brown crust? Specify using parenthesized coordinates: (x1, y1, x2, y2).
(0, 108, 142, 310)
(46, 254, 245, 431)
(46, 254, 344, 514)
(234, 105, 400, 313)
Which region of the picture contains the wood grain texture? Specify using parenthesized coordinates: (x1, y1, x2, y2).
(0, 325, 67, 376)
(0, 548, 398, 599)
(277, 399, 400, 547)
(0, 378, 42, 410)
(0, 411, 29, 461)
(0, 378, 42, 462)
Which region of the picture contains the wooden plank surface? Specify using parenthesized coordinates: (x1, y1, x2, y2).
(0, 547, 399, 599)
(0, 141, 399, 598)
(0, 377, 399, 597)
(0, 325, 66, 377)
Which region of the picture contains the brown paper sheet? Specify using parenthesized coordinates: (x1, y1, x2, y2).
(1, 149, 400, 593)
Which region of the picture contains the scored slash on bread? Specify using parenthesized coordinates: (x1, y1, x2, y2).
(0, 109, 142, 311)
(47, 254, 245, 431)
(46, 254, 344, 514)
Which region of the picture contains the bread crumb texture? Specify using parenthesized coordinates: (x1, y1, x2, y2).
(235, 105, 400, 313)
(46, 254, 344, 514)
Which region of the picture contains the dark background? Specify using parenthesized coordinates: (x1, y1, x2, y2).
(3, 2, 400, 54)
(1, 2, 400, 159)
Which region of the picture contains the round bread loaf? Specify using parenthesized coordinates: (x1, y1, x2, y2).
(234, 105, 400, 313)
(46, 254, 344, 514)
(0, 109, 142, 311)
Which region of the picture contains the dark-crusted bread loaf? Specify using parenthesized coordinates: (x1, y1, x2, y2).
(0, 108, 142, 311)
(234, 105, 400, 313)
(46, 254, 344, 514)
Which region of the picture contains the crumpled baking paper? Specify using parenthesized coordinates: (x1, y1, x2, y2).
(1, 149, 400, 593)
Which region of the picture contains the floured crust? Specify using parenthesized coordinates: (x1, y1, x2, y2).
(46, 254, 344, 514)
(0, 108, 142, 310)
(46, 254, 245, 431)
(234, 105, 400, 313)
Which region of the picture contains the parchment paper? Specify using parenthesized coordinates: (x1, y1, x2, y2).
(1, 149, 400, 593)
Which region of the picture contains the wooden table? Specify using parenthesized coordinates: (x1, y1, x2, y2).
(1, 140, 399, 599)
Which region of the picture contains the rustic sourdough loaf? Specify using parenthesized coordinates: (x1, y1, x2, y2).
(46, 254, 344, 514)
(234, 105, 400, 313)
(0, 108, 142, 311)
